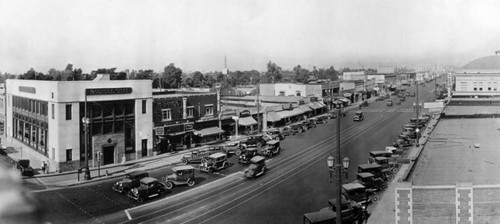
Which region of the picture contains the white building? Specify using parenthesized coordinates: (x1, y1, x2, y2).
(5, 76, 153, 172)
(342, 71, 365, 80)
(454, 55, 500, 97)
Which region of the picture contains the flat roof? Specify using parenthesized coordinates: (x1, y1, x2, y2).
(410, 118, 500, 185)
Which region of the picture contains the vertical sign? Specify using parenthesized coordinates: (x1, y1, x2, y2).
(217, 90, 221, 114)
(447, 73, 452, 88)
(182, 97, 187, 119)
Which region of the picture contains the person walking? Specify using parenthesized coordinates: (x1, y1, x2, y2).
(41, 161, 46, 174)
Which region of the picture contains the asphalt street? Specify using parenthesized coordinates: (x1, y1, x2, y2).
(26, 83, 438, 224)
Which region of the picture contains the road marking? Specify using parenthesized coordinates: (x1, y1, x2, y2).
(124, 209, 132, 220)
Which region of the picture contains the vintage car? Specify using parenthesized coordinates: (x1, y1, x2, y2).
(241, 135, 269, 148)
(353, 111, 364, 122)
(403, 122, 425, 130)
(112, 170, 149, 193)
(314, 114, 330, 124)
(16, 159, 34, 176)
(358, 163, 393, 181)
(368, 151, 394, 163)
(259, 140, 281, 157)
(238, 147, 259, 164)
(244, 156, 267, 178)
(163, 165, 196, 189)
(266, 128, 285, 141)
(327, 198, 368, 223)
(223, 141, 244, 155)
(356, 172, 387, 192)
(279, 126, 294, 137)
(341, 182, 379, 205)
(180, 150, 212, 164)
(303, 209, 337, 224)
(199, 152, 229, 173)
(401, 128, 417, 139)
(290, 123, 306, 135)
(127, 177, 168, 202)
(393, 138, 412, 148)
(373, 157, 399, 174)
(360, 101, 369, 107)
(386, 100, 393, 106)
(302, 119, 317, 130)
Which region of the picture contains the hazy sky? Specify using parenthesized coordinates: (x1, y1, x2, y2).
(1, 0, 500, 74)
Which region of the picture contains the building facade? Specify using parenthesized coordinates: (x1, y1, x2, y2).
(5, 78, 153, 172)
(453, 55, 500, 97)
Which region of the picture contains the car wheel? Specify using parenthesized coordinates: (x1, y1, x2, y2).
(165, 181, 173, 190)
(392, 167, 400, 174)
(256, 142, 262, 148)
(181, 159, 188, 164)
(262, 167, 266, 174)
(187, 178, 195, 187)
(235, 149, 242, 155)
(387, 174, 394, 181)
(223, 162, 228, 168)
(371, 195, 380, 203)
(381, 183, 388, 191)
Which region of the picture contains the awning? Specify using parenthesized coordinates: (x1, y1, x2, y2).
(193, 127, 225, 137)
(276, 108, 303, 119)
(309, 102, 325, 110)
(238, 116, 258, 126)
(267, 111, 282, 122)
(343, 93, 352, 97)
(298, 104, 312, 113)
(166, 130, 192, 136)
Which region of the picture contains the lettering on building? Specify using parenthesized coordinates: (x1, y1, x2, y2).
(85, 88, 133, 95)
(19, 86, 36, 94)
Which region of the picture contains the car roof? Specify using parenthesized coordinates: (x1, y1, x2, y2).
(126, 169, 147, 176)
(342, 182, 366, 190)
(209, 152, 226, 158)
(375, 157, 388, 161)
(357, 172, 375, 178)
(140, 177, 158, 184)
(358, 163, 382, 169)
(370, 151, 391, 155)
(172, 165, 195, 171)
(303, 210, 337, 222)
(250, 156, 266, 163)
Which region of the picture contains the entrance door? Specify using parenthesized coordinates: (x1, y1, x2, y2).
(141, 139, 147, 157)
(103, 146, 114, 165)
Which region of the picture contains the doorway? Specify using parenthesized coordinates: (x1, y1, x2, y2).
(141, 139, 147, 157)
(102, 146, 115, 165)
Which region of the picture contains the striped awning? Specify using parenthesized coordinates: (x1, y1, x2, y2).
(238, 116, 258, 126)
(267, 111, 282, 122)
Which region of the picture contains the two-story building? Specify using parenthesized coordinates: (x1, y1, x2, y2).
(5, 75, 153, 172)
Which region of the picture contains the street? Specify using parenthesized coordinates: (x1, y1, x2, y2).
(29, 84, 437, 224)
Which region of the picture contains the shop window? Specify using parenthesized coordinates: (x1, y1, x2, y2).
(142, 100, 147, 114)
(473, 87, 477, 91)
(279, 91, 285, 96)
(66, 104, 72, 120)
(51, 104, 54, 119)
(296, 91, 301, 96)
(161, 109, 172, 121)
(66, 149, 72, 161)
(187, 107, 194, 118)
(205, 105, 213, 115)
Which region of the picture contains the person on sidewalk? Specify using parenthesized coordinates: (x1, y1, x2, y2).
(41, 161, 46, 174)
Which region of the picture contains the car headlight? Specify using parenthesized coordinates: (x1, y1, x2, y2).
(132, 188, 138, 195)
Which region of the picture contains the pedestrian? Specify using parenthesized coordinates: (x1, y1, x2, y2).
(41, 161, 46, 174)
(45, 161, 49, 174)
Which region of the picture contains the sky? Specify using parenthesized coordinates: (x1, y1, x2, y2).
(1, 0, 500, 74)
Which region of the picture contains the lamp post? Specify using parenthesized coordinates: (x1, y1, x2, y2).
(413, 101, 422, 147)
(82, 117, 91, 180)
(326, 104, 350, 224)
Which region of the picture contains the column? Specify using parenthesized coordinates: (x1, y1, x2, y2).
(456, 182, 473, 224)
(396, 182, 412, 224)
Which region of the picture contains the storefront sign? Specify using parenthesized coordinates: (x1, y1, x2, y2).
(162, 122, 194, 134)
(155, 127, 164, 135)
(239, 110, 251, 117)
(85, 88, 132, 95)
(185, 123, 193, 130)
(197, 115, 216, 122)
(19, 86, 36, 94)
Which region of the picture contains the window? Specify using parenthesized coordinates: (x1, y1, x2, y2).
(296, 91, 301, 96)
(279, 91, 285, 96)
(142, 100, 146, 114)
(65, 104, 72, 120)
(479, 87, 483, 91)
(473, 87, 477, 91)
(161, 108, 172, 121)
(51, 104, 55, 119)
(66, 149, 72, 161)
(187, 107, 194, 117)
(205, 105, 214, 115)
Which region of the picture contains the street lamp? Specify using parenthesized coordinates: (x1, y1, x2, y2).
(82, 117, 91, 180)
(413, 102, 422, 147)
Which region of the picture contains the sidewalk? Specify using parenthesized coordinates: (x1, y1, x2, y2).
(366, 109, 441, 224)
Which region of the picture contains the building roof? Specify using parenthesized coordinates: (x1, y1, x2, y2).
(462, 55, 500, 70)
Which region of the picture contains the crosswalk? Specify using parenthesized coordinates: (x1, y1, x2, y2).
(361, 108, 415, 113)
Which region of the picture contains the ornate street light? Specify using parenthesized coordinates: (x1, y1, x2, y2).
(82, 117, 91, 180)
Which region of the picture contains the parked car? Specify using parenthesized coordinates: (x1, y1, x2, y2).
(238, 147, 259, 164)
(241, 135, 269, 148)
(259, 140, 281, 157)
(181, 150, 212, 164)
(368, 151, 394, 163)
(16, 159, 34, 176)
(244, 156, 267, 178)
(385, 146, 404, 155)
(355, 172, 387, 192)
(127, 177, 168, 202)
(353, 111, 364, 122)
(301, 119, 316, 130)
(372, 157, 399, 174)
(163, 165, 196, 189)
(328, 198, 368, 223)
(303, 209, 337, 224)
(223, 141, 244, 155)
(290, 123, 306, 135)
(314, 114, 330, 124)
(199, 152, 229, 173)
(112, 170, 149, 193)
(279, 126, 294, 137)
(358, 163, 393, 181)
(266, 128, 285, 141)
(386, 100, 393, 106)
(341, 182, 379, 205)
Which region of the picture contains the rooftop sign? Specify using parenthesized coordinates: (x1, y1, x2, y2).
(85, 88, 132, 95)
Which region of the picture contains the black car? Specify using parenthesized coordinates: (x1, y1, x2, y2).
(113, 170, 149, 193)
(241, 135, 269, 148)
(16, 159, 34, 176)
(127, 177, 168, 202)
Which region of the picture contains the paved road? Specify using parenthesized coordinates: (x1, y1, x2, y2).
(29, 83, 438, 224)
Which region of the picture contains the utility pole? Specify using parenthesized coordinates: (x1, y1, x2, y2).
(415, 81, 420, 147)
(257, 83, 261, 133)
(335, 107, 342, 224)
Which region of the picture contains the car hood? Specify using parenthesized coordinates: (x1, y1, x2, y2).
(116, 179, 132, 185)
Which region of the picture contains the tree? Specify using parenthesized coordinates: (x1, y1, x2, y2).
(292, 65, 310, 84)
(262, 61, 282, 83)
(134, 69, 154, 80)
(204, 74, 216, 88)
(162, 63, 182, 88)
(192, 71, 205, 87)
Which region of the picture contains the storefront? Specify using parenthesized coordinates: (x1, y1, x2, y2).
(154, 122, 194, 153)
(193, 126, 226, 145)
(266, 111, 284, 128)
(238, 116, 258, 135)
(309, 101, 326, 115)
